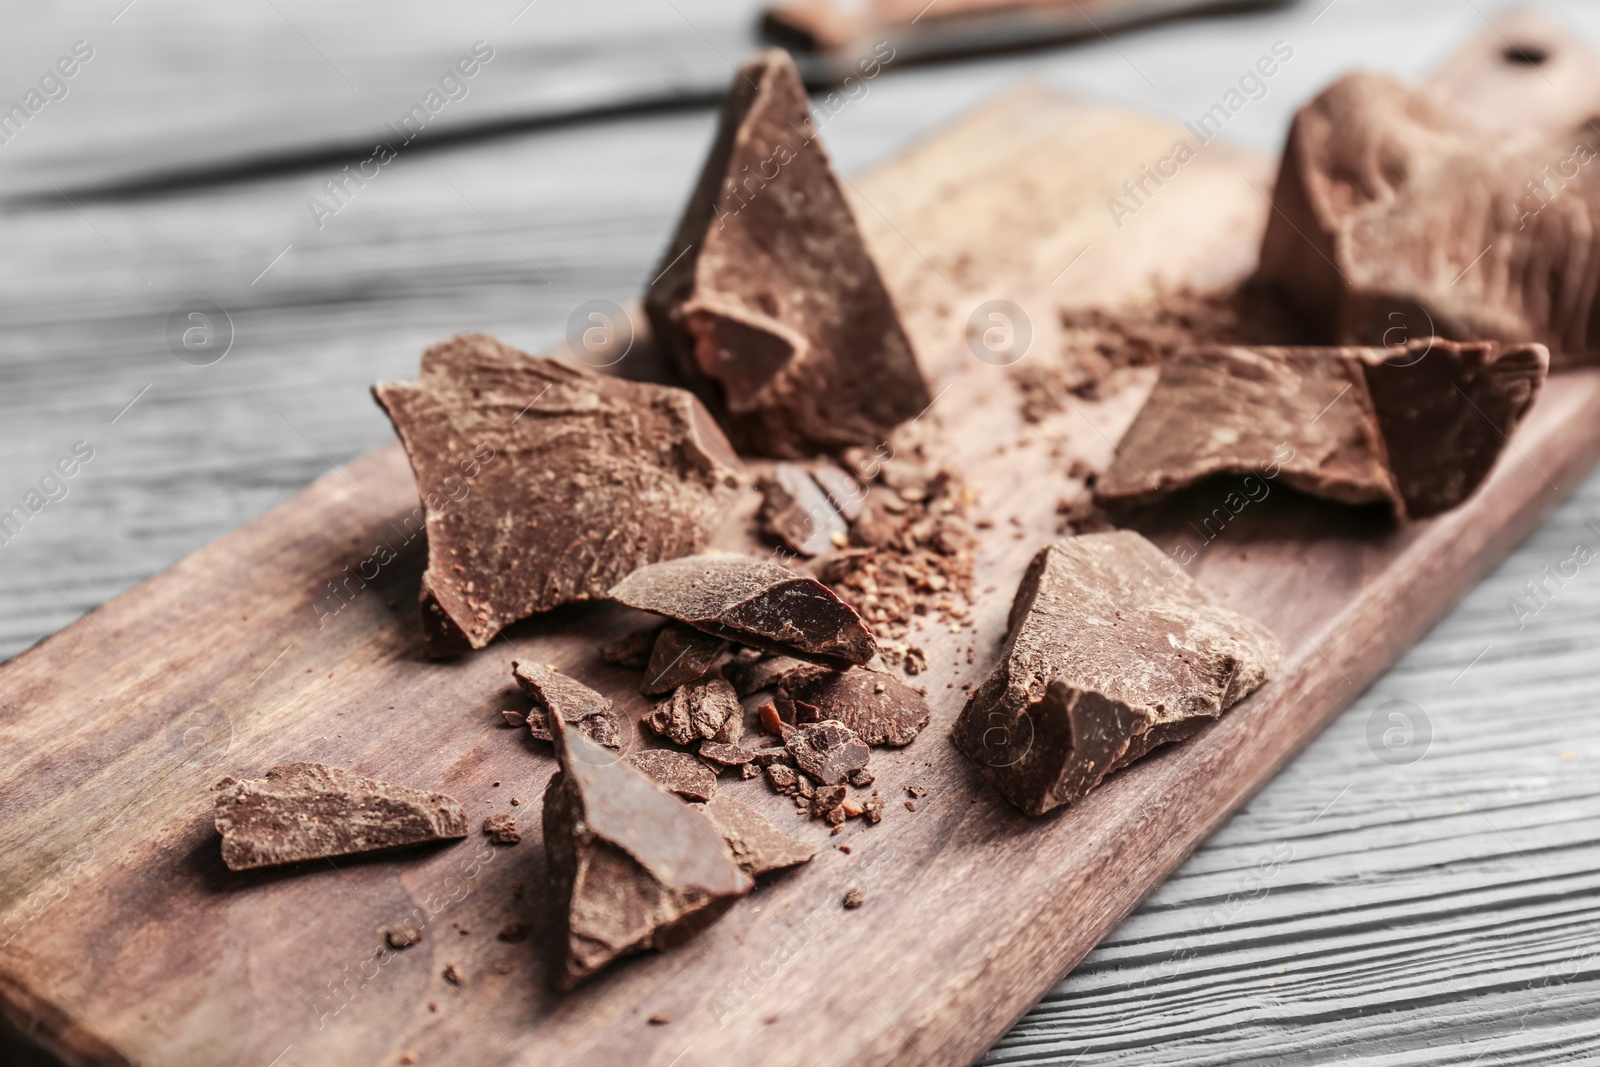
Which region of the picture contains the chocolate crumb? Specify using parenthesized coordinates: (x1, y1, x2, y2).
(482, 814, 521, 846)
(648, 1013, 672, 1025)
(500, 710, 527, 728)
(786, 720, 870, 786)
(848, 768, 875, 788)
(842, 887, 865, 909)
(443, 964, 464, 985)
(906, 783, 928, 799)
(385, 923, 423, 950)
(498, 924, 531, 943)
(863, 792, 884, 824)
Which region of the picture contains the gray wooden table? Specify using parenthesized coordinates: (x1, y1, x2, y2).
(3, 1, 1599, 1063)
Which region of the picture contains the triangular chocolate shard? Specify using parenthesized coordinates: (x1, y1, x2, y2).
(1259, 70, 1600, 365)
(696, 795, 817, 877)
(1095, 339, 1547, 520)
(610, 554, 876, 668)
(512, 661, 623, 750)
(644, 49, 931, 457)
(781, 665, 930, 747)
(542, 714, 752, 989)
(373, 333, 744, 656)
(951, 533, 1280, 816)
(213, 763, 468, 871)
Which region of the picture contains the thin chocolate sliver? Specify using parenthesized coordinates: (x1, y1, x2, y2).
(951, 532, 1280, 816)
(213, 763, 468, 871)
(372, 333, 743, 655)
(542, 715, 751, 989)
(723, 652, 814, 698)
(643, 49, 930, 457)
(610, 554, 875, 669)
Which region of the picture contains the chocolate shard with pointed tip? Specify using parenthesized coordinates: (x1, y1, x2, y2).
(610, 555, 876, 669)
(1259, 70, 1600, 365)
(643, 48, 931, 457)
(758, 464, 847, 557)
(213, 763, 468, 871)
(696, 795, 817, 877)
(951, 532, 1281, 816)
(372, 333, 744, 656)
(513, 661, 622, 751)
(542, 714, 752, 989)
(641, 623, 728, 696)
(781, 666, 930, 747)
(1095, 339, 1546, 520)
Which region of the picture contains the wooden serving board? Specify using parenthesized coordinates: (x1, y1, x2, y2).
(5, 52, 1600, 1067)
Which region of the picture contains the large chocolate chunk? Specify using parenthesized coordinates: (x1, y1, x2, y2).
(641, 623, 728, 696)
(646, 677, 744, 746)
(643, 49, 931, 457)
(698, 796, 817, 877)
(610, 555, 875, 668)
(513, 661, 622, 751)
(781, 666, 930, 747)
(1096, 339, 1546, 519)
(951, 532, 1280, 816)
(542, 715, 752, 988)
(1259, 70, 1600, 365)
(372, 333, 743, 655)
(213, 763, 468, 871)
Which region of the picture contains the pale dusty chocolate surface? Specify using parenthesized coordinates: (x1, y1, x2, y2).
(697, 795, 818, 877)
(542, 715, 752, 989)
(1259, 70, 1600, 365)
(372, 333, 743, 655)
(1096, 338, 1547, 519)
(643, 49, 930, 457)
(213, 763, 468, 871)
(951, 532, 1281, 816)
(627, 750, 719, 802)
(610, 554, 876, 668)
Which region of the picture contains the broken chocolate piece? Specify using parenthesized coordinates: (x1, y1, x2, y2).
(780, 667, 930, 747)
(951, 532, 1281, 816)
(443, 964, 464, 985)
(1096, 340, 1547, 519)
(758, 464, 847, 556)
(513, 661, 623, 751)
(785, 720, 870, 786)
(212, 763, 468, 871)
(385, 923, 424, 950)
(482, 814, 521, 846)
(542, 715, 752, 989)
(641, 623, 728, 696)
(766, 764, 800, 796)
(848, 768, 875, 788)
(646, 677, 744, 746)
(628, 750, 718, 802)
(810, 784, 847, 820)
(372, 333, 743, 655)
(862, 792, 884, 824)
(498, 923, 530, 943)
(725, 652, 812, 697)
(601, 627, 662, 671)
(644, 49, 931, 457)
(1260, 70, 1600, 365)
(696, 795, 818, 876)
(811, 464, 865, 522)
(610, 554, 875, 668)
(842, 887, 865, 909)
(697, 741, 756, 769)
(500, 709, 528, 728)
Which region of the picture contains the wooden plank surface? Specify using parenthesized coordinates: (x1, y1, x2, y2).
(6, 3, 1600, 1065)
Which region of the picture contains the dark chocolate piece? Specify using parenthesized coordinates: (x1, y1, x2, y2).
(785, 720, 870, 786)
(951, 532, 1281, 816)
(643, 49, 931, 457)
(758, 464, 847, 556)
(811, 465, 865, 522)
(697, 795, 818, 876)
(766, 764, 801, 796)
(862, 792, 884, 824)
(212, 763, 468, 871)
(610, 554, 875, 668)
(842, 887, 865, 909)
(601, 627, 662, 671)
(627, 750, 718, 802)
(513, 661, 622, 750)
(1260, 70, 1600, 365)
(641, 623, 728, 696)
(724, 653, 813, 698)
(781, 667, 930, 747)
(848, 768, 875, 788)
(1096, 340, 1547, 519)
(482, 814, 521, 846)
(697, 741, 756, 768)
(372, 333, 743, 655)
(810, 784, 847, 820)
(385, 923, 423, 950)
(646, 677, 744, 746)
(498, 923, 530, 943)
(542, 714, 751, 989)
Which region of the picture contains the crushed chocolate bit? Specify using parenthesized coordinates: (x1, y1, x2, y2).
(698, 741, 756, 768)
(758, 463, 848, 556)
(372, 334, 743, 655)
(697, 794, 818, 876)
(500, 709, 528, 728)
(443, 964, 464, 985)
(612, 554, 875, 668)
(643, 49, 931, 457)
(862, 792, 884, 824)
(647, 677, 744, 746)
(641, 623, 729, 696)
(1097, 340, 1547, 520)
(385, 923, 424, 950)
(482, 814, 522, 846)
(498, 924, 531, 943)
(795, 774, 815, 799)
(786, 720, 870, 786)
(766, 764, 800, 796)
(542, 714, 752, 989)
(601, 626, 662, 671)
(951, 532, 1281, 816)
(780, 667, 929, 747)
(848, 768, 876, 788)
(810, 784, 847, 820)
(841, 798, 865, 818)
(904, 800, 917, 812)
(627, 750, 718, 802)
(513, 661, 622, 751)
(648, 1013, 672, 1025)
(740, 762, 761, 779)
(212, 763, 468, 871)
(842, 887, 865, 909)
(906, 784, 928, 799)
(758, 702, 785, 736)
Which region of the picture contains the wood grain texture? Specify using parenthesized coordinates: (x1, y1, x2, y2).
(7, 4, 1600, 1065)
